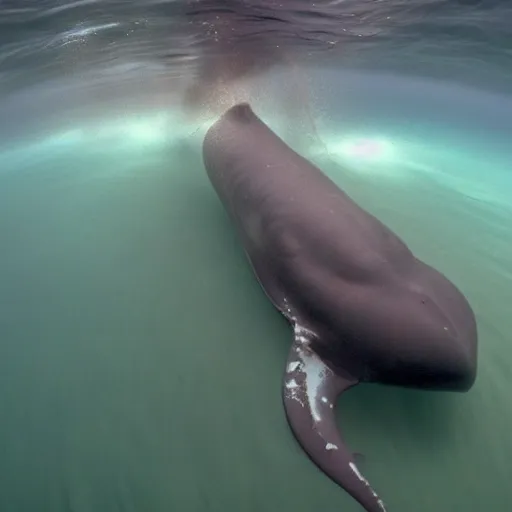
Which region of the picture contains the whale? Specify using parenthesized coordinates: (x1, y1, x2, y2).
(201, 103, 478, 512)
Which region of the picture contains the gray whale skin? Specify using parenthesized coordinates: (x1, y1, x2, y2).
(201, 103, 478, 512)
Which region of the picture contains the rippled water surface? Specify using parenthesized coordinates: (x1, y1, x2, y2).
(0, 1, 511, 511)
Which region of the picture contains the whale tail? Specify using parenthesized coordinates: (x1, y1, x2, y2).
(282, 330, 386, 512)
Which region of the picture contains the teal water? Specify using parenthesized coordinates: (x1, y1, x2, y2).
(0, 68, 511, 511)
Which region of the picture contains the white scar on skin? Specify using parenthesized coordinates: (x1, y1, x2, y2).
(283, 297, 293, 317)
(286, 379, 299, 389)
(285, 375, 304, 407)
(281, 294, 334, 422)
(287, 361, 301, 372)
(299, 346, 330, 422)
(349, 462, 387, 511)
(282, 302, 385, 510)
(283, 322, 328, 418)
(288, 315, 333, 423)
(294, 323, 316, 345)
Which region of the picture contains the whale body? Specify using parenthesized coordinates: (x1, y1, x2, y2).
(202, 103, 478, 512)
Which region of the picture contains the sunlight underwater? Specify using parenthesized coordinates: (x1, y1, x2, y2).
(1, 107, 510, 219)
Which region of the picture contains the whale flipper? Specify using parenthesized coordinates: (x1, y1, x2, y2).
(282, 327, 386, 512)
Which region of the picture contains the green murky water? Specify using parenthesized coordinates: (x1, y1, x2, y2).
(0, 74, 511, 512)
